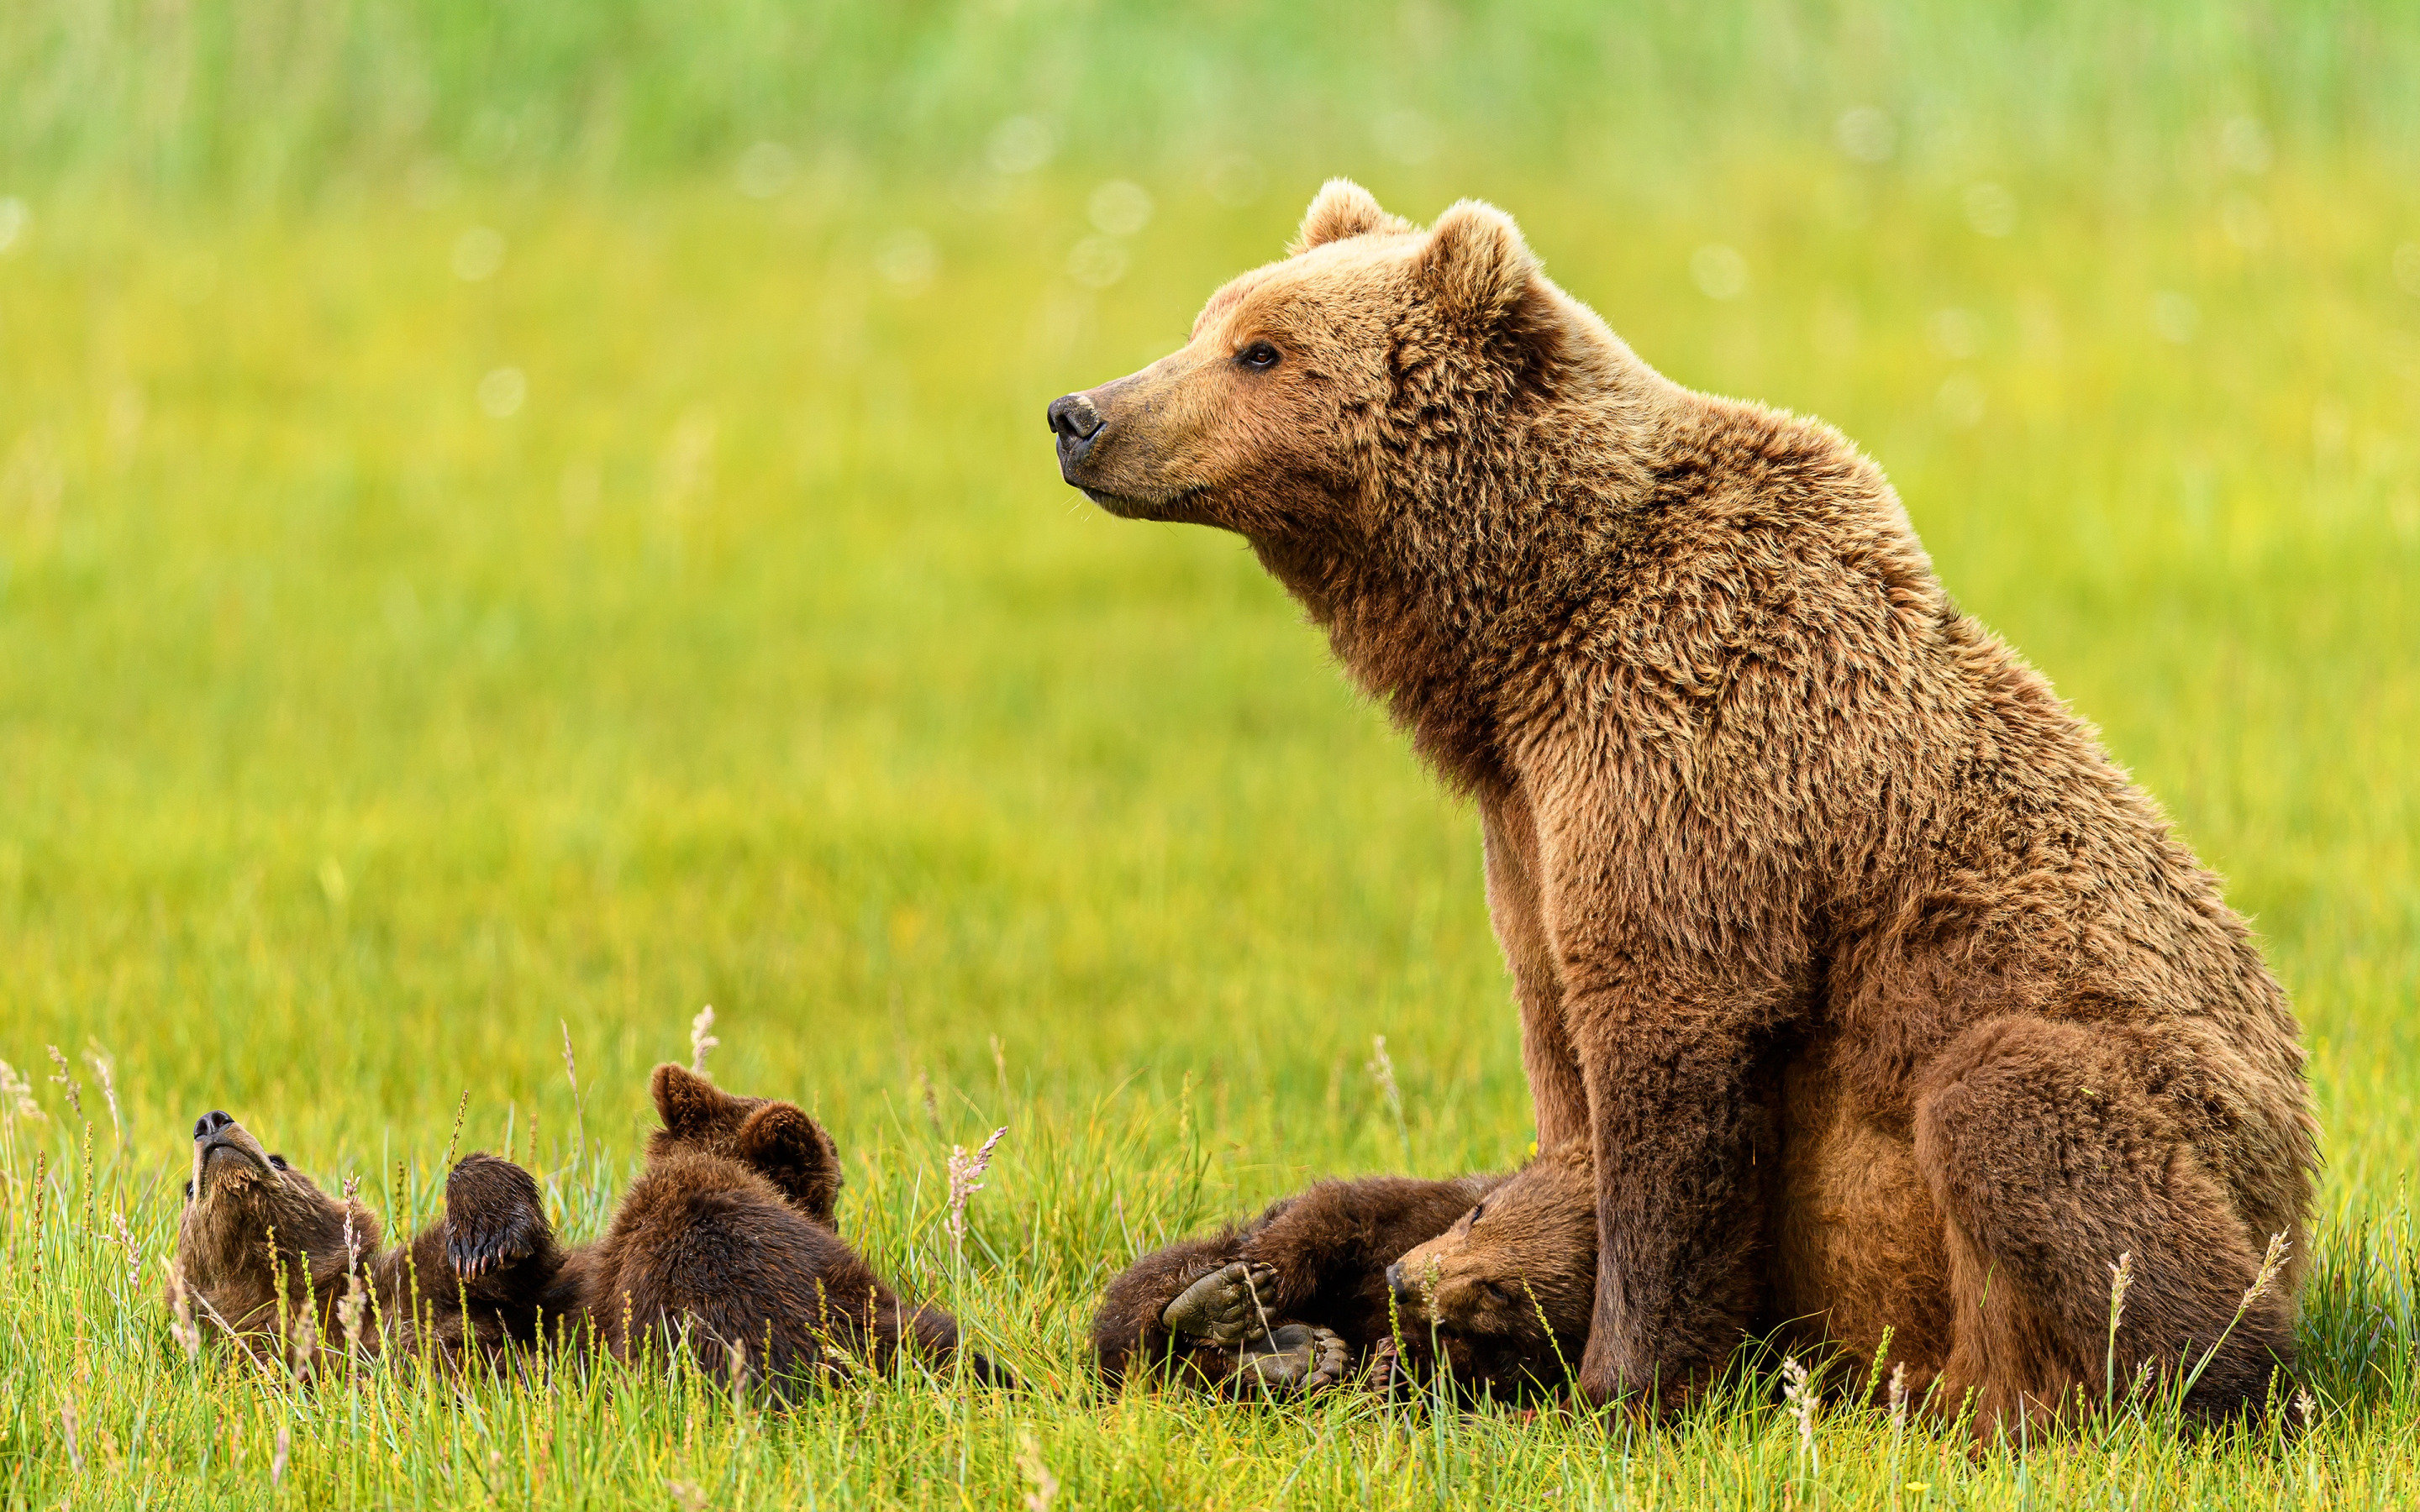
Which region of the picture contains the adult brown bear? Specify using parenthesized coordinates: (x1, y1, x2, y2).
(1046, 181, 2315, 1427)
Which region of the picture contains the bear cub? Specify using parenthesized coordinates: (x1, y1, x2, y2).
(545, 1063, 997, 1394)
(171, 1108, 559, 1372)
(1094, 1143, 1593, 1399)
(172, 1068, 997, 1395)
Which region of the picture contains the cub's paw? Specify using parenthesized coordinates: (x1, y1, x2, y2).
(1234, 1324, 1351, 1396)
(443, 1153, 550, 1281)
(1161, 1261, 1279, 1344)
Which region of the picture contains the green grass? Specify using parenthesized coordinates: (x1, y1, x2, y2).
(4, 3, 2420, 1504)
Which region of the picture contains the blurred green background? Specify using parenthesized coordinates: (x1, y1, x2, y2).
(3, 2, 2418, 1506)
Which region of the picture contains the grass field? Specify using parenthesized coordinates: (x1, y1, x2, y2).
(4, 2, 2420, 1506)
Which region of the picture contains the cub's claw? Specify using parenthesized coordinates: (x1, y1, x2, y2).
(1161, 1260, 1280, 1344)
(1234, 1323, 1350, 1396)
(1366, 1336, 1402, 1396)
(443, 1153, 548, 1283)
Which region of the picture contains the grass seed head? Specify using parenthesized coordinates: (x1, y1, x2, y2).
(689, 1004, 718, 1076)
(0, 1059, 42, 1121)
(2243, 1231, 2291, 1310)
(945, 1124, 1008, 1255)
(1781, 1353, 1820, 1471)
(83, 1042, 124, 1149)
(2107, 1250, 2136, 1333)
(44, 1045, 83, 1119)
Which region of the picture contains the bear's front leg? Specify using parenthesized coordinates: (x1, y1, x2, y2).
(1565, 971, 1785, 1412)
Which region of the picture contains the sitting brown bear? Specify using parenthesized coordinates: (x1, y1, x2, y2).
(544, 1064, 997, 1393)
(1051, 181, 2316, 1425)
(170, 1108, 560, 1372)
(1094, 1144, 1594, 1399)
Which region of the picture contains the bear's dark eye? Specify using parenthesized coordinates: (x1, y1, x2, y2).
(182, 1179, 195, 1200)
(1466, 1202, 1485, 1226)
(268, 1154, 287, 1170)
(1238, 341, 1280, 370)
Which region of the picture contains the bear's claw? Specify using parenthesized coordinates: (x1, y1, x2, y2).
(1162, 1260, 1280, 1344)
(1234, 1323, 1351, 1396)
(442, 1153, 546, 1283)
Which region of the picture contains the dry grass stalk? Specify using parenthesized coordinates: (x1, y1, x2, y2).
(689, 1004, 718, 1076)
(110, 1205, 140, 1289)
(272, 1421, 291, 1488)
(44, 1045, 82, 1119)
(59, 1398, 82, 1476)
(2243, 1231, 2291, 1310)
(163, 1257, 202, 1361)
(0, 1058, 42, 1121)
(559, 1020, 585, 1169)
(945, 1125, 1008, 1257)
(2104, 1249, 2135, 1402)
(337, 1175, 371, 1359)
(83, 1042, 124, 1152)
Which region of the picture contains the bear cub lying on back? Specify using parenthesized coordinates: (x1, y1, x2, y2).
(1094, 1143, 1593, 1399)
(171, 1066, 993, 1394)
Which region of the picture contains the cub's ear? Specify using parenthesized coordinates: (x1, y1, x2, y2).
(1413, 199, 1540, 328)
(734, 1101, 844, 1226)
(1288, 178, 1413, 255)
(650, 1062, 734, 1137)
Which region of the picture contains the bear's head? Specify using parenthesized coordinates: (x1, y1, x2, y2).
(1047, 179, 1612, 547)
(173, 1108, 379, 1336)
(1384, 1141, 1595, 1386)
(648, 1063, 844, 1227)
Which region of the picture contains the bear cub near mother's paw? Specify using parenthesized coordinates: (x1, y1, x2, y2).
(1094, 1144, 1594, 1399)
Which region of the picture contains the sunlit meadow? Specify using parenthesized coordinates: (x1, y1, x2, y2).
(3, 2, 2418, 1506)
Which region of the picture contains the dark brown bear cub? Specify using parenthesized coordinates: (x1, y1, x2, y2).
(543, 1065, 996, 1394)
(171, 1109, 558, 1372)
(1095, 1146, 1595, 1399)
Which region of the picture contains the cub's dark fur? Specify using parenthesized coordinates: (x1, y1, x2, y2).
(171, 1109, 557, 1372)
(1095, 1147, 1595, 1399)
(542, 1064, 997, 1394)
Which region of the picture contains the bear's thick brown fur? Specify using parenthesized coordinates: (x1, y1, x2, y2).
(540, 1065, 994, 1395)
(171, 1109, 560, 1373)
(1050, 181, 2317, 1426)
(1096, 1146, 1597, 1400)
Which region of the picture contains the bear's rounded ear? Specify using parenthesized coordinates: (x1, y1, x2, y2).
(650, 1063, 729, 1135)
(1413, 199, 1540, 328)
(1288, 178, 1413, 255)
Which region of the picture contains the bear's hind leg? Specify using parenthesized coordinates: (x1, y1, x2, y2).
(1914, 1016, 2296, 1434)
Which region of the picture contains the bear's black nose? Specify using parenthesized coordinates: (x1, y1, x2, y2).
(1385, 1261, 1414, 1302)
(195, 1110, 233, 1140)
(1047, 392, 1102, 444)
